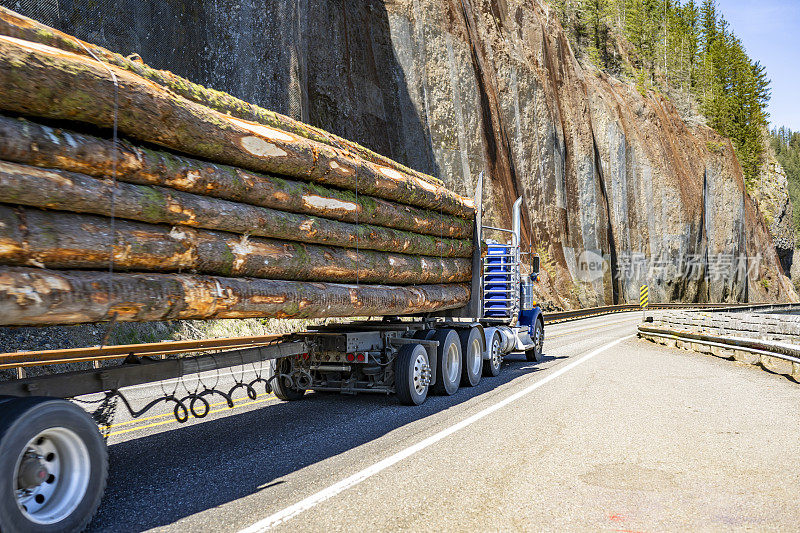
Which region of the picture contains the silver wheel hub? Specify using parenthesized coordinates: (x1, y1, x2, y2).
(412, 352, 431, 394)
(491, 337, 503, 367)
(445, 343, 460, 383)
(15, 428, 91, 525)
(469, 338, 482, 375)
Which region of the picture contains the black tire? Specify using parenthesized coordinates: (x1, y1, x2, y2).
(483, 332, 503, 377)
(412, 329, 437, 340)
(0, 397, 107, 533)
(526, 319, 544, 362)
(431, 329, 462, 396)
(458, 327, 483, 387)
(394, 344, 430, 406)
(272, 358, 306, 401)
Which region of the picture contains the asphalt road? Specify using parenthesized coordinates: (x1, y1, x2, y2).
(84, 312, 800, 532)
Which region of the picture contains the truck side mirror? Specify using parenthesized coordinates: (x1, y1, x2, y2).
(532, 256, 540, 278)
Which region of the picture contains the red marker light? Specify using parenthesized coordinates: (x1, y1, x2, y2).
(346, 353, 355, 362)
(356, 353, 365, 362)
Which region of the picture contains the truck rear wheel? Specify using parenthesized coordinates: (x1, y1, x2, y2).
(272, 358, 306, 401)
(483, 333, 503, 377)
(459, 327, 483, 387)
(394, 344, 430, 406)
(0, 397, 107, 533)
(431, 329, 462, 396)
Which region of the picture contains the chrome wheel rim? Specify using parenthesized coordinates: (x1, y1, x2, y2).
(469, 337, 482, 376)
(534, 324, 543, 354)
(445, 342, 460, 383)
(412, 351, 429, 395)
(491, 336, 502, 369)
(15, 427, 90, 525)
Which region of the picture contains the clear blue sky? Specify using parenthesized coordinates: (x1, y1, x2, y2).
(718, 0, 800, 131)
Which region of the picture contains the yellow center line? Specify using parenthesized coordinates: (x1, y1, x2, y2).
(101, 393, 274, 429)
(105, 396, 279, 437)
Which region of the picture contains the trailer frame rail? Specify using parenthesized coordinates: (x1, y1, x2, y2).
(0, 338, 307, 399)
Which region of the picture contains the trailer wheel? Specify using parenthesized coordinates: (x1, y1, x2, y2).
(431, 329, 462, 396)
(394, 344, 430, 406)
(526, 319, 544, 362)
(459, 328, 483, 387)
(0, 397, 107, 533)
(272, 358, 306, 401)
(483, 333, 503, 377)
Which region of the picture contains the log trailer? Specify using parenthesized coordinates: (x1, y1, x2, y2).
(0, 177, 543, 532)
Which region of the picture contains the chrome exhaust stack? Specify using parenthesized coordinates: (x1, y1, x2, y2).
(512, 196, 523, 265)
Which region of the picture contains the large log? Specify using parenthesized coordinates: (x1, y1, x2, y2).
(0, 206, 471, 284)
(0, 115, 471, 239)
(0, 266, 471, 326)
(0, 161, 472, 258)
(0, 35, 475, 218)
(0, 6, 446, 188)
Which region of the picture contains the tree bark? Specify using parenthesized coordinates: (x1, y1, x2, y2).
(0, 6, 447, 188)
(0, 266, 471, 326)
(0, 161, 472, 258)
(0, 206, 471, 284)
(0, 115, 472, 239)
(0, 36, 475, 218)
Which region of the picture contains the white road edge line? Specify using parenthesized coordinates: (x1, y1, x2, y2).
(238, 334, 635, 533)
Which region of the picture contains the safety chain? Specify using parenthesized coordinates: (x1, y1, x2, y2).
(72, 355, 303, 430)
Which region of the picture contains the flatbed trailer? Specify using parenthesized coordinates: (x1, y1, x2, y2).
(0, 177, 544, 532)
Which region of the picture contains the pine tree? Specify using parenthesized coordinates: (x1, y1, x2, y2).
(680, 0, 700, 91)
(624, 0, 661, 74)
(583, 0, 613, 67)
(700, 0, 717, 51)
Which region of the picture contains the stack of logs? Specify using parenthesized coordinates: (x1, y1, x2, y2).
(0, 8, 475, 326)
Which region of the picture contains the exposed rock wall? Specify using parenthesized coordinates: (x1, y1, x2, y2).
(753, 145, 794, 273)
(4, 0, 796, 307)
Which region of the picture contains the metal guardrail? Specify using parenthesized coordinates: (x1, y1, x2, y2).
(638, 324, 800, 365)
(543, 302, 799, 325)
(543, 304, 639, 324)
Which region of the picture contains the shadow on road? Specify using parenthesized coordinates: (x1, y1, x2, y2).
(87, 354, 545, 531)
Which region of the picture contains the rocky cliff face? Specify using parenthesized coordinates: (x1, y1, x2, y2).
(753, 144, 794, 274)
(6, 0, 796, 307)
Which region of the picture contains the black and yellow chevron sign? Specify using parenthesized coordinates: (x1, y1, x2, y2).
(639, 285, 649, 309)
